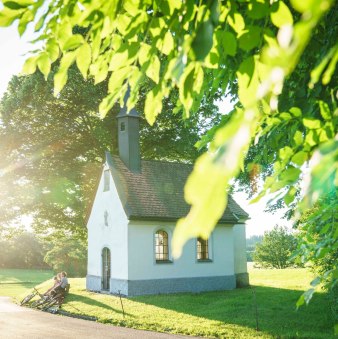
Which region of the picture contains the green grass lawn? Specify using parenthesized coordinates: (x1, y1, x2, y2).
(0, 269, 53, 297)
(1, 267, 335, 338)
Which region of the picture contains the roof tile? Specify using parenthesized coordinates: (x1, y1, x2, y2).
(107, 153, 248, 223)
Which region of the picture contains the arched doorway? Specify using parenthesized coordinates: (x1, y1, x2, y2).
(102, 247, 111, 291)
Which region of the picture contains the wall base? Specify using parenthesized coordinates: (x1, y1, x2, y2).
(235, 272, 249, 287)
(86, 275, 101, 291)
(87, 275, 237, 296)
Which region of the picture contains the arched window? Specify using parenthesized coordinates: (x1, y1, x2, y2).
(197, 237, 209, 260)
(155, 230, 169, 261)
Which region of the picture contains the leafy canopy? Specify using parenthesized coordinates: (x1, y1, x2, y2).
(0, 0, 337, 259)
(0, 65, 218, 240)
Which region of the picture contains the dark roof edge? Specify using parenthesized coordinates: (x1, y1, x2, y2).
(128, 215, 241, 224)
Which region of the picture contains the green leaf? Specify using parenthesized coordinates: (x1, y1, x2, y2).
(54, 51, 77, 96)
(282, 165, 301, 184)
(156, 31, 174, 55)
(108, 66, 132, 94)
(191, 20, 214, 61)
(303, 118, 321, 129)
(289, 107, 302, 117)
(290, 0, 317, 13)
(76, 43, 91, 79)
(168, 0, 181, 14)
(3, 1, 32, 10)
(309, 46, 336, 87)
(3, 0, 36, 9)
(279, 112, 292, 120)
(318, 100, 331, 121)
(34, 12, 47, 32)
(291, 151, 308, 166)
(271, 1, 293, 28)
(284, 186, 297, 205)
(220, 31, 237, 56)
(296, 293, 305, 308)
(146, 54, 160, 84)
(37, 53, 51, 80)
(109, 42, 138, 71)
(238, 26, 261, 51)
(0, 8, 24, 26)
(18, 8, 33, 36)
(322, 47, 338, 85)
(144, 86, 163, 126)
(237, 56, 260, 108)
(63, 35, 84, 51)
(99, 92, 121, 118)
(21, 55, 38, 75)
(179, 64, 195, 114)
(138, 43, 151, 66)
(228, 12, 245, 34)
(210, 0, 220, 25)
(279, 146, 293, 161)
(46, 39, 59, 63)
(247, 0, 269, 19)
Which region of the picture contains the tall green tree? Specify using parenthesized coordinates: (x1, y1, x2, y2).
(253, 225, 297, 269)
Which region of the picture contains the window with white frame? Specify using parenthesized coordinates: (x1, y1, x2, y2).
(197, 237, 209, 260)
(155, 230, 169, 261)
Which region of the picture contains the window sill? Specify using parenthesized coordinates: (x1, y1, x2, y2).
(156, 260, 173, 264)
(197, 259, 213, 263)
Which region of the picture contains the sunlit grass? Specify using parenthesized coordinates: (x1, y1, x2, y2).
(1, 267, 335, 338)
(0, 269, 53, 297)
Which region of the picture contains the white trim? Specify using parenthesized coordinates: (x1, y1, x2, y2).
(153, 226, 173, 264)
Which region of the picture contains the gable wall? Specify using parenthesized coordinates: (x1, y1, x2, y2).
(87, 165, 129, 290)
(233, 223, 249, 286)
(127, 221, 235, 280)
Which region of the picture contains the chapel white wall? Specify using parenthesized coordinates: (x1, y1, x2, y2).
(87, 164, 128, 280)
(128, 221, 235, 280)
(233, 224, 248, 274)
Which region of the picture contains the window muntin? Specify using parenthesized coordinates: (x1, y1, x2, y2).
(103, 170, 110, 191)
(155, 230, 169, 261)
(197, 237, 209, 260)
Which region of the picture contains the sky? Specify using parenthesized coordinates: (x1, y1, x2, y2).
(0, 25, 293, 237)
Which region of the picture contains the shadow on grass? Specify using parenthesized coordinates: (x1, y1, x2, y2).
(131, 285, 334, 338)
(65, 293, 133, 317)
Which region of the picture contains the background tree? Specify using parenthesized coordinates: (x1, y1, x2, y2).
(0, 230, 48, 269)
(0, 66, 220, 241)
(253, 225, 298, 269)
(246, 235, 263, 262)
(43, 236, 87, 277)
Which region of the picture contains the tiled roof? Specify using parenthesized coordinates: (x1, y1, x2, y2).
(106, 152, 248, 223)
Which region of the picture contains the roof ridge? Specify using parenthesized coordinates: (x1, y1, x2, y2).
(111, 154, 192, 167)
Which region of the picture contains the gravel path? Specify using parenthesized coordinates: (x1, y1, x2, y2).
(0, 297, 198, 339)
